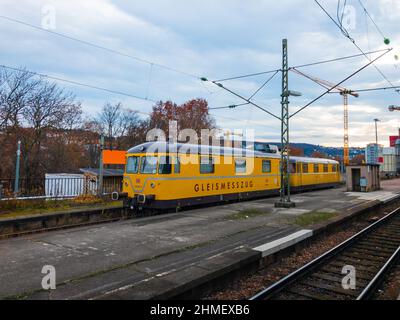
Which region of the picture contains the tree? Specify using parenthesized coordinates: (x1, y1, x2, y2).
(289, 146, 304, 156)
(149, 98, 216, 141)
(350, 154, 365, 165)
(0, 67, 40, 130)
(311, 151, 328, 158)
(96, 102, 143, 150)
(0, 68, 82, 179)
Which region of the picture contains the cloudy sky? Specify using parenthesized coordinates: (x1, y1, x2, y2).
(1, 0, 399, 147)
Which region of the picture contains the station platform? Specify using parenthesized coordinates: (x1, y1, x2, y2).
(0, 179, 399, 300)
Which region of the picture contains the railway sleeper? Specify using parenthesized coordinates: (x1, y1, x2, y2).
(283, 288, 334, 301)
(320, 266, 374, 281)
(298, 280, 359, 298)
(335, 256, 383, 268)
(368, 233, 400, 242)
(367, 233, 400, 241)
(353, 244, 396, 255)
(284, 284, 347, 300)
(311, 271, 369, 286)
(347, 247, 395, 258)
(358, 239, 399, 249)
(340, 252, 387, 264)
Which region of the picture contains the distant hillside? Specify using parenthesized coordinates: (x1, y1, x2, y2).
(267, 142, 364, 158)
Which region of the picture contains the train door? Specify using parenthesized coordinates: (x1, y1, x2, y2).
(297, 163, 302, 187)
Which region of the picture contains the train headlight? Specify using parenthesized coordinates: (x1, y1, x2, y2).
(150, 182, 156, 188)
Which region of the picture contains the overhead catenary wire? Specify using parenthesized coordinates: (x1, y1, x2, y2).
(210, 81, 281, 121)
(328, 85, 400, 93)
(213, 69, 281, 83)
(291, 49, 389, 69)
(290, 48, 391, 118)
(0, 15, 200, 80)
(209, 102, 250, 110)
(213, 49, 389, 83)
(0, 64, 157, 104)
(248, 70, 279, 100)
(314, 0, 399, 93)
(357, 0, 386, 39)
(1, 64, 264, 125)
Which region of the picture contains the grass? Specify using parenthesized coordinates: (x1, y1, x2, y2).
(0, 195, 122, 219)
(293, 211, 338, 227)
(229, 208, 270, 220)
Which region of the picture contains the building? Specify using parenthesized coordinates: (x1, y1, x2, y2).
(365, 143, 383, 165)
(381, 147, 397, 177)
(79, 168, 124, 194)
(346, 164, 380, 192)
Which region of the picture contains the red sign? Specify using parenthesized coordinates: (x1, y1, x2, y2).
(378, 157, 384, 163)
(389, 136, 399, 147)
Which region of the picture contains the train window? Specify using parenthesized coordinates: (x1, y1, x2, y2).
(235, 159, 246, 174)
(290, 163, 296, 173)
(323, 164, 328, 172)
(302, 163, 308, 173)
(158, 156, 172, 175)
(332, 164, 337, 172)
(314, 164, 319, 173)
(262, 160, 271, 173)
(174, 157, 181, 174)
(200, 157, 214, 174)
(140, 156, 158, 174)
(126, 156, 139, 174)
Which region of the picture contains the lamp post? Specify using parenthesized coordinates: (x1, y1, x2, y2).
(374, 118, 380, 146)
(14, 140, 21, 198)
(98, 135, 104, 197)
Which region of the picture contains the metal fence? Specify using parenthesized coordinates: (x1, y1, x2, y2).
(0, 176, 122, 200)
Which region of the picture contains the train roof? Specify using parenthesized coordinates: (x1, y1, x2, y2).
(127, 142, 339, 164)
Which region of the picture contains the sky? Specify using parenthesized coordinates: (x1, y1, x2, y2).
(0, 0, 399, 147)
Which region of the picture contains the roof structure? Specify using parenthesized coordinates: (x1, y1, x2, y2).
(79, 168, 124, 177)
(127, 142, 339, 164)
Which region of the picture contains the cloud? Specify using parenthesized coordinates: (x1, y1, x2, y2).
(0, 0, 399, 148)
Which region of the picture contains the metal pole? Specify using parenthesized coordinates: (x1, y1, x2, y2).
(275, 39, 295, 208)
(98, 135, 104, 196)
(14, 140, 21, 197)
(374, 120, 379, 145)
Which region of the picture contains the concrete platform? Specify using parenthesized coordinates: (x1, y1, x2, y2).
(0, 179, 399, 300)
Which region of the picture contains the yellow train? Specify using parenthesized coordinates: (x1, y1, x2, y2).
(122, 142, 341, 210)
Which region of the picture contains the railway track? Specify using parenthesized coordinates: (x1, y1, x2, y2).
(251, 207, 400, 300)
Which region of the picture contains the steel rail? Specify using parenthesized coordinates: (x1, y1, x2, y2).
(250, 206, 400, 300)
(357, 245, 400, 300)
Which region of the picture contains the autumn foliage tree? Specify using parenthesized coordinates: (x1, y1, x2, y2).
(1, 67, 217, 181)
(311, 151, 328, 158)
(289, 146, 304, 156)
(0, 68, 82, 179)
(350, 154, 365, 165)
(149, 98, 216, 141)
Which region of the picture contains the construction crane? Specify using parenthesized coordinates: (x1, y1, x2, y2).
(291, 68, 359, 166)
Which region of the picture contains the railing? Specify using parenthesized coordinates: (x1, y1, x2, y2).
(0, 176, 122, 200)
